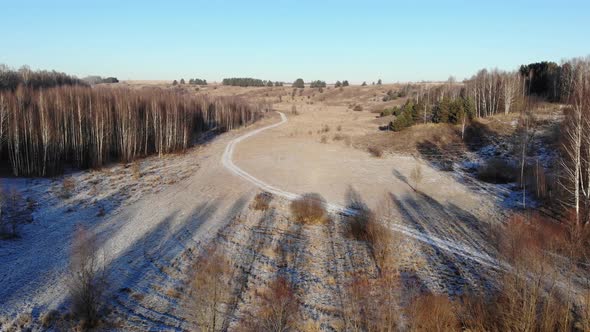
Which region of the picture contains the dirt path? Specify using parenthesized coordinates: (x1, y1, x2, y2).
(225, 111, 500, 269)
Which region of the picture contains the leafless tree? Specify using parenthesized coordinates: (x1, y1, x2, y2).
(502, 71, 520, 114)
(187, 247, 233, 332)
(0, 86, 261, 176)
(560, 58, 590, 225)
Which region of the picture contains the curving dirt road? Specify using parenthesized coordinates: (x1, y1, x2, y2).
(223, 111, 501, 269)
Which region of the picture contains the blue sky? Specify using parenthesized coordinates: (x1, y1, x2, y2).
(1, 0, 588, 83)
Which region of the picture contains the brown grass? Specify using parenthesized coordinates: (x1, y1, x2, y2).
(406, 293, 460, 331)
(290, 193, 329, 225)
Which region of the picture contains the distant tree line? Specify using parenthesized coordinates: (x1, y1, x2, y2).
(0, 64, 87, 91)
(0, 85, 262, 176)
(222, 78, 279, 87)
(83, 76, 119, 84)
(309, 80, 326, 88)
(189, 78, 207, 85)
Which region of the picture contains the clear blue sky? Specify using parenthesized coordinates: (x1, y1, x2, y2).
(1, 0, 588, 83)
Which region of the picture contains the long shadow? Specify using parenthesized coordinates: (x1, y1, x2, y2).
(0, 178, 134, 315)
(388, 192, 495, 296)
(343, 186, 383, 277)
(53, 193, 252, 330)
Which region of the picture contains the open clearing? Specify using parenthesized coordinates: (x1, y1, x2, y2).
(0, 84, 555, 330)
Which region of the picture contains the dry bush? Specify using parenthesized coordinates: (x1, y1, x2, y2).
(60, 177, 76, 199)
(367, 146, 383, 158)
(476, 158, 517, 184)
(290, 193, 329, 225)
(344, 202, 399, 272)
(131, 161, 141, 180)
(336, 125, 342, 131)
(0, 86, 261, 176)
(498, 212, 568, 265)
(68, 224, 107, 328)
(320, 135, 328, 144)
(353, 105, 363, 112)
(406, 293, 460, 331)
(248, 276, 299, 332)
(291, 104, 299, 115)
(186, 246, 233, 331)
(252, 192, 273, 211)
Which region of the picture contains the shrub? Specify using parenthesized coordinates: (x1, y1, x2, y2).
(60, 177, 76, 199)
(252, 192, 273, 211)
(69, 224, 107, 327)
(0, 187, 24, 238)
(131, 161, 141, 180)
(290, 193, 329, 225)
(380, 108, 393, 117)
(410, 163, 423, 191)
(345, 207, 395, 270)
(476, 158, 517, 184)
(353, 105, 363, 112)
(367, 146, 383, 158)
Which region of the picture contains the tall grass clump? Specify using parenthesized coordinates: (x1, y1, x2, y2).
(0, 86, 261, 176)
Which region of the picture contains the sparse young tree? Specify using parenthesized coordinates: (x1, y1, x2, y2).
(342, 80, 349, 87)
(361, 81, 367, 86)
(377, 79, 382, 85)
(187, 247, 233, 332)
(69, 224, 107, 327)
(410, 162, 423, 191)
(335, 81, 342, 88)
(172, 80, 178, 85)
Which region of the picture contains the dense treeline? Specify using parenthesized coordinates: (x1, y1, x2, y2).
(0, 65, 87, 91)
(388, 57, 589, 130)
(222, 78, 277, 87)
(0, 86, 262, 176)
